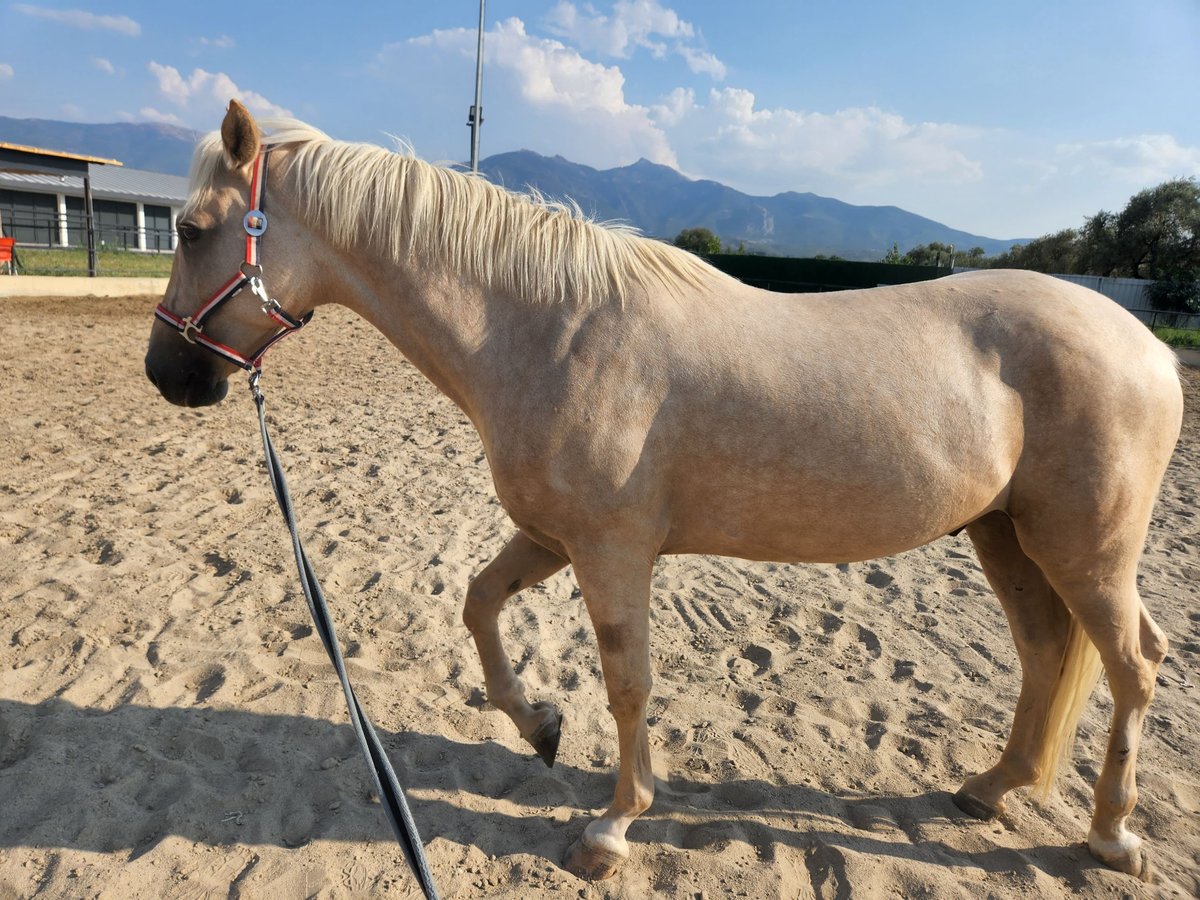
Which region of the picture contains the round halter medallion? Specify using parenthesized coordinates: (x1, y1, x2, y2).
(243, 209, 268, 236)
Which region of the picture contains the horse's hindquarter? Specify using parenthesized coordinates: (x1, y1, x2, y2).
(652, 277, 1025, 562)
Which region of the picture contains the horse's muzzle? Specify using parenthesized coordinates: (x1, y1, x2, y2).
(144, 354, 230, 407)
(145, 318, 236, 407)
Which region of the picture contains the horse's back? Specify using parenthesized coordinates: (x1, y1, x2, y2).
(788, 268, 1180, 428)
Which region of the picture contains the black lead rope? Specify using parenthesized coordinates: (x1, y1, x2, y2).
(250, 372, 440, 900)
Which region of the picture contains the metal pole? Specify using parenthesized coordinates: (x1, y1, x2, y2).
(468, 0, 485, 172)
(83, 171, 97, 277)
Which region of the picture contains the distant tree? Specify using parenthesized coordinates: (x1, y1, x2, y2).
(956, 246, 988, 268)
(1147, 276, 1200, 313)
(880, 241, 959, 267)
(904, 241, 955, 267)
(1077, 210, 1120, 277)
(1112, 178, 1200, 280)
(994, 177, 1200, 291)
(673, 227, 722, 256)
(992, 228, 1080, 274)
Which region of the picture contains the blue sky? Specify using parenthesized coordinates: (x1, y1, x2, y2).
(1, 0, 1198, 238)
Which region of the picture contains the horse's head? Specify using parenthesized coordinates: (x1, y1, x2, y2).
(145, 101, 317, 406)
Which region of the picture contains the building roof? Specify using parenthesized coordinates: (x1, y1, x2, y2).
(0, 165, 188, 205)
(0, 142, 123, 167)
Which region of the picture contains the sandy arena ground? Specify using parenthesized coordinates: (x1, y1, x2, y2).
(0, 294, 1197, 899)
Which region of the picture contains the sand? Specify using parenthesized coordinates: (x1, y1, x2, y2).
(0, 293, 1197, 899)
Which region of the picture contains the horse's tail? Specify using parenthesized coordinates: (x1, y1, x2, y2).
(1032, 614, 1104, 799)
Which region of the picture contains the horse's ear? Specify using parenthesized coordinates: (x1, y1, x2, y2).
(220, 99, 260, 168)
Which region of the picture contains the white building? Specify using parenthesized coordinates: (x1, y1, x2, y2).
(0, 161, 187, 252)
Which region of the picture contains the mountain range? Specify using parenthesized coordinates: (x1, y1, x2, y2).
(0, 116, 200, 179)
(1, 116, 1026, 259)
(478, 151, 1025, 259)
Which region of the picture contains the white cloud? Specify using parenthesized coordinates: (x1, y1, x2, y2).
(547, 0, 689, 55)
(0, 63, 13, 82)
(665, 88, 983, 196)
(150, 61, 193, 104)
(401, 17, 677, 168)
(387, 14, 1178, 237)
(13, 4, 139, 36)
(1056, 134, 1200, 185)
(650, 86, 694, 126)
(91, 57, 115, 75)
(199, 35, 235, 49)
(139, 106, 185, 126)
(546, 0, 724, 79)
(388, 18, 987, 213)
(147, 61, 291, 126)
(676, 45, 725, 79)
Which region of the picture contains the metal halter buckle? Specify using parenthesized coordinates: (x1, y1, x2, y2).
(243, 209, 268, 236)
(249, 275, 267, 300)
(181, 316, 202, 344)
(247, 275, 286, 319)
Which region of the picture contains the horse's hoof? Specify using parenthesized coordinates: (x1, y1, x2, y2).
(1088, 833, 1154, 882)
(952, 788, 1001, 821)
(527, 702, 563, 768)
(563, 834, 626, 881)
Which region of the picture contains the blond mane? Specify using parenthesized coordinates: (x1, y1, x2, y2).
(185, 120, 721, 307)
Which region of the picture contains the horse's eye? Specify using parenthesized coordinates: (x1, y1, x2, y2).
(176, 222, 202, 243)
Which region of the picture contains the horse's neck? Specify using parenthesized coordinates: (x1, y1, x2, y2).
(332, 248, 532, 418)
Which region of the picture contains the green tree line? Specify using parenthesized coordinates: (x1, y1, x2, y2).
(889, 178, 1200, 312)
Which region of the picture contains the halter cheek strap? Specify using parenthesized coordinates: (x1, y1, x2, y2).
(154, 151, 312, 371)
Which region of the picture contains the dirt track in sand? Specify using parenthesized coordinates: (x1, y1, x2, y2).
(1, 294, 1197, 898)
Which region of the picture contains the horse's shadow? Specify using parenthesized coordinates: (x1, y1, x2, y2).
(0, 697, 1100, 888)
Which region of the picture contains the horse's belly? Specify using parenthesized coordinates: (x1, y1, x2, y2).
(660, 451, 1010, 564)
(662, 507, 981, 563)
(656, 343, 1020, 563)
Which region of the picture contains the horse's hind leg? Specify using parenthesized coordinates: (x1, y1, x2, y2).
(1088, 601, 1168, 879)
(962, 505, 1169, 878)
(463, 531, 568, 765)
(1028, 555, 1168, 880)
(954, 511, 1075, 818)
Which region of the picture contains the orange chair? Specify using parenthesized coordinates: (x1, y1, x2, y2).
(0, 237, 14, 275)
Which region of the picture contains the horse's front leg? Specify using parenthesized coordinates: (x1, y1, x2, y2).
(463, 531, 568, 764)
(563, 546, 655, 881)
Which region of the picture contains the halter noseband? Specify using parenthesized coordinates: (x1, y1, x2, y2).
(155, 151, 312, 372)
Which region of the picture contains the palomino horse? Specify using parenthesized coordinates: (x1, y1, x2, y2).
(145, 101, 1182, 882)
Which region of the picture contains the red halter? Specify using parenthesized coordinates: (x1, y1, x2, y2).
(154, 151, 312, 372)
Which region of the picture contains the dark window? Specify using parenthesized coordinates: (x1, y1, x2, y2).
(93, 199, 137, 250)
(144, 204, 173, 251)
(0, 193, 177, 250)
(0, 189, 59, 246)
(65, 196, 84, 247)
